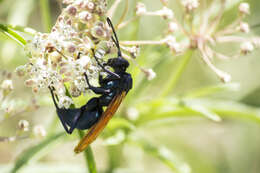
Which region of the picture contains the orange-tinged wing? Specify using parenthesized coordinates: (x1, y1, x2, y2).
(74, 91, 126, 153)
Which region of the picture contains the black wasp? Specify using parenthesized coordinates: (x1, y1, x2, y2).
(49, 17, 133, 153)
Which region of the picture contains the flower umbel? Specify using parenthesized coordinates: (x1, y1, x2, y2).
(18, 0, 113, 108)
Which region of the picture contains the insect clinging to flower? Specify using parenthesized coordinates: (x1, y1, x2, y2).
(49, 17, 133, 153)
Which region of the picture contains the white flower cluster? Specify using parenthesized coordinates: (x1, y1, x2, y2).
(16, 0, 111, 108)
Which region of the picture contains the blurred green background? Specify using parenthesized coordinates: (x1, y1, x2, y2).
(1, 0, 260, 173)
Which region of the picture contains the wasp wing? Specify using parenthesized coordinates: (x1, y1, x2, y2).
(74, 91, 126, 153)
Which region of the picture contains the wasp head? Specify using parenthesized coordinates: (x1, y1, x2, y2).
(105, 57, 129, 73)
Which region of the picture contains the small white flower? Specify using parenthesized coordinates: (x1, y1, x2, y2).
(159, 6, 174, 19)
(91, 25, 106, 39)
(142, 68, 156, 80)
(126, 107, 139, 121)
(1, 79, 13, 91)
(219, 71, 231, 83)
(95, 48, 106, 59)
(15, 65, 26, 77)
(239, 2, 250, 15)
(18, 120, 29, 132)
(136, 2, 147, 16)
(86, 2, 95, 11)
(238, 22, 250, 33)
(58, 95, 73, 109)
(63, 0, 74, 5)
(25, 79, 36, 87)
(181, 0, 199, 12)
(67, 5, 77, 16)
(164, 35, 182, 53)
(77, 55, 90, 68)
(252, 38, 260, 48)
(123, 46, 140, 58)
(78, 11, 92, 22)
(241, 41, 254, 54)
(168, 22, 178, 33)
(49, 51, 62, 64)
(33, 125, 46, 137)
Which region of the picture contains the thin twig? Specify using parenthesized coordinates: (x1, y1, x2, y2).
(207, 0, 226, 35)
(115, 0, 129, 29)
(216, 36, 248, 43)
(107, 0, 122, 18)
(120, 40, 164, 46)
(117, 16, 139, 29)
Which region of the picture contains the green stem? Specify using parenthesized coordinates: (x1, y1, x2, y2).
(160, 49, 193, 97)
(78, 130, 97, 173)
(0, 24, 26, 46)
(40, 0, 52, 32)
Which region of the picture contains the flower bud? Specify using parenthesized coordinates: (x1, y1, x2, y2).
(78, 11, 92, 22)
(67, 5, 77, 16)
(58, 96, 73, 109)
(66, 43, 77, 54)
(15, 66, 26, 77)
(241, 41, 254, 54)
(18, 120, 29, 132)
(238, 22, 250, 33)
(86, 2, 95, 11)
(33, 125, 46, 137)
(160, 7, 174, 19)
(91, 25, 106, 39)
(239, 3, 250, 15)
(77, 55, 90, 69)
(63, 0, 74, 5)
(141, 68, 156, 80)
(25, 79, 36, 87)
(136, 2, 146, 16)
(168, 22, 178, 33)
(164, 35, 182, 53)
(126, 107, 139, 121)
(181, 0, 199, 12)
(49, 51, 62, 64)
(1, 80, 13, 92)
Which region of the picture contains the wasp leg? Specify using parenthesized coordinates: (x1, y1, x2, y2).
(84, 73, 111, 94)
(67, 110, 82, 134)
(91, 49, 120, 79)
(49, 87, 73, 134)
(49, 86, 59, 109)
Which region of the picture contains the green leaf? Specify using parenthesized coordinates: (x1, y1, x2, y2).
(11, 132, 65, 173)
(130, 138, 191, 173)
(185, 104, 221, 122)
(106, 117, 136, 132)
(0, 24, 26, 46)
(185, 83, 240, 98)
(7, 24, 36, 35)
(240, 86, 260, 107)
(135, 98, 260, 125)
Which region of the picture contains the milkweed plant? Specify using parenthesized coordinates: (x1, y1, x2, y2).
(0, 0, 260, 173)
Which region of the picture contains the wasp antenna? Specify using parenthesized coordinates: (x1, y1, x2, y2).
(106, 17, 122, 57)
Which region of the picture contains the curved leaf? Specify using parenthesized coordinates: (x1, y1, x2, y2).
(11, 132, 65, 173)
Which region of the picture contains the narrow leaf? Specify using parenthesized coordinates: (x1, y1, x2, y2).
(11, 132, 65, 173)
(130, 138, 191, 173)
(185, 104, 222, 122)
(185, 83, 240, 98)
(0, 24, 26, 46)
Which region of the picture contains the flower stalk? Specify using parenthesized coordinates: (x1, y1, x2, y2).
(78, 130, 97, 173)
